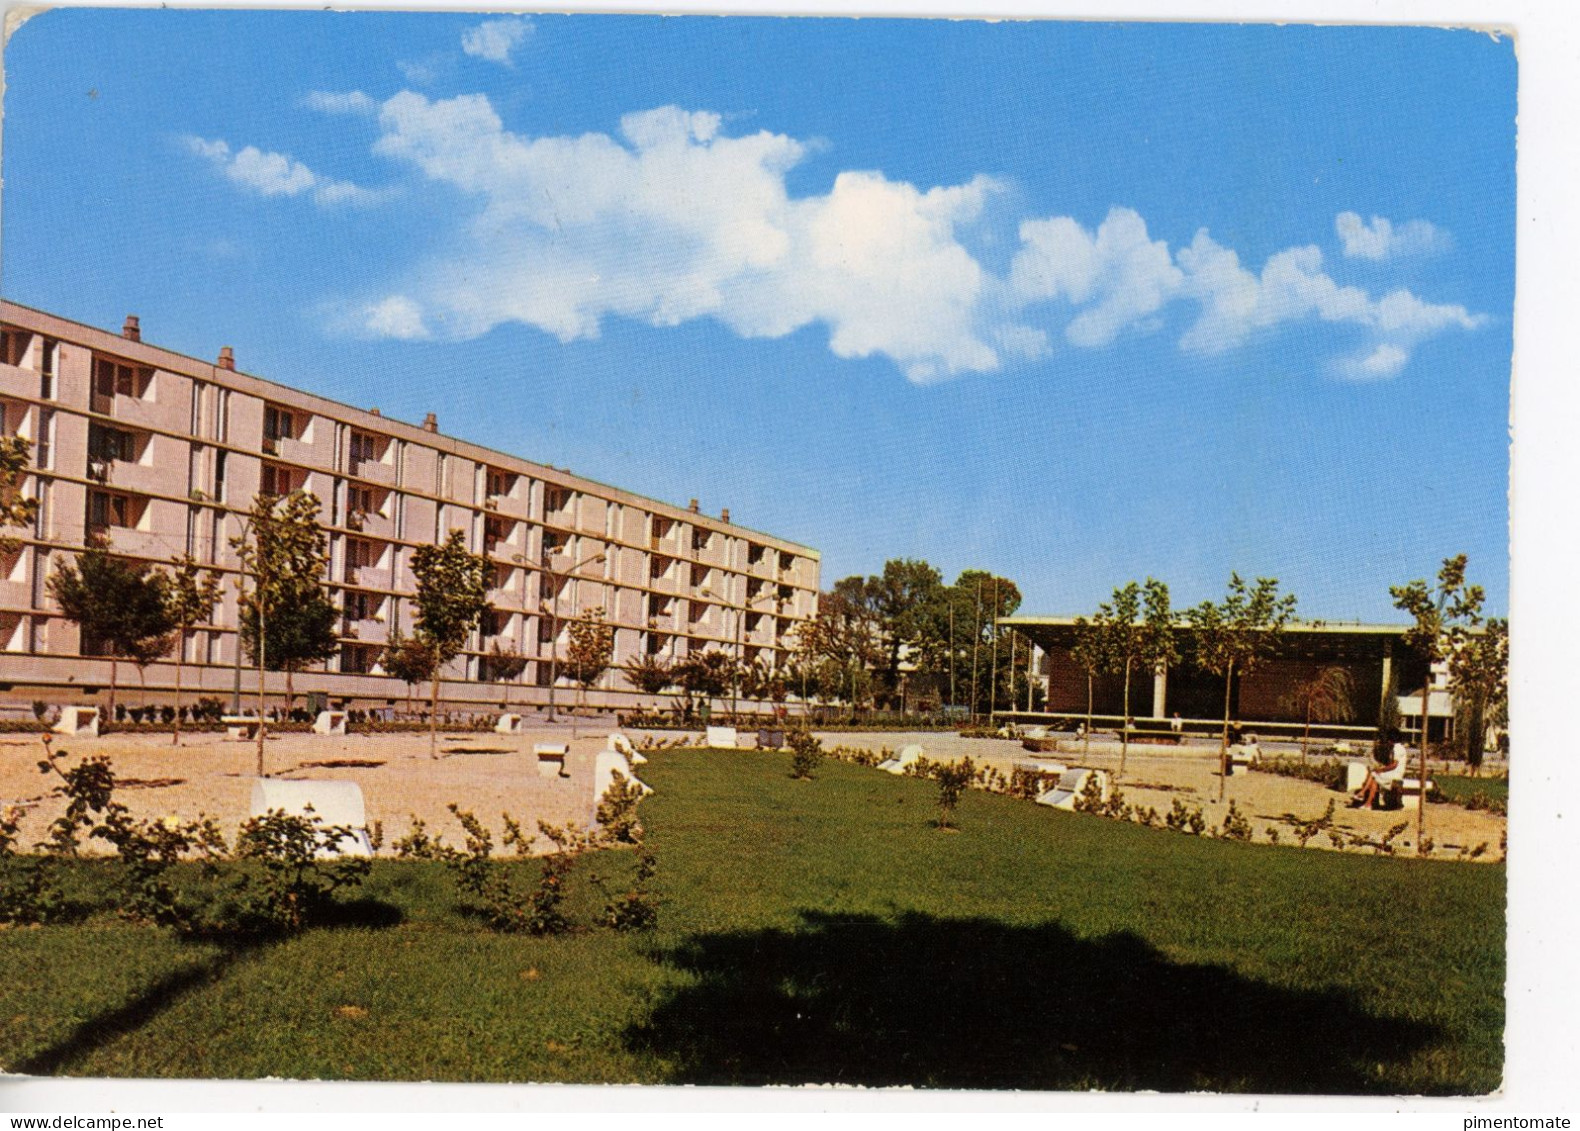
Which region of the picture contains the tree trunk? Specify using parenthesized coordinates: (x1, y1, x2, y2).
(430, 672, 441, 759)
(173, 634, 184, 746)
(1085, 674, 1093, 755)
(1218, 662, 1233, 802)
(1119, 656, 1132, 780)
(1417, 680, 1430, 851)
(285, 668, 295, 719)
(109, 655, 120, 718)
(1301, 701, 1311, 761)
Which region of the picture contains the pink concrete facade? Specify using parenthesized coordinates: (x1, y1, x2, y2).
(0, 302, 820, 714)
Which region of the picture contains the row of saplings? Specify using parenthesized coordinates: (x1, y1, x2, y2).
(0, 743, 656, 935)
(780, 731, 1496, 859)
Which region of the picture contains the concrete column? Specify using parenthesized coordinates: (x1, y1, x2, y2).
(1379, 643, 1394, 722)
(1152, 665, 1167, 719)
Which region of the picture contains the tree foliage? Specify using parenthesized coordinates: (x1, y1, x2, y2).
(564, 606, 616, 695)
(1191, 574, 1297, 797)
(410, 529, 492, 755)
(1283, 665, 1356, 759)
(1449, 617, 1507, 769)
(1392, 553, 1495, 770)
(48, 543, 174, 713)
(234, 491, 339, 705)
(162, 553, 224, 743)
(0, 436, 40, 553)
(624, 654, 675, 698)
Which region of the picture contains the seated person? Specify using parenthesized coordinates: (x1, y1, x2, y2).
(1353, 750, 1401, 809)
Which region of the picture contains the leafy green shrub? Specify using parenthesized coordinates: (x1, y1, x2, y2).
(1280, 799, 1337, 848)
(0, 804, 62, 924)
(932, 758, 976, 830)
(1218, 801, 1252, 842)
(788, 730, 824, 780)
(595, 771, 646, 844)
(233, 808, 371, 932)
(1164, 798, 1206, 835)
(392, 816, 455, 860)
(592, 850, 658, 932)
(1254, 756, 1349, 791)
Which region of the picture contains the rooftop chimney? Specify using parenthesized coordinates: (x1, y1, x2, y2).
(422, 412, 439, 433)
(721, 508, 730, 523)
(216, 346, 235, 371)
(369, 407, 381, 417)
(688, 498, 699, 513)
(121, 315, 141, 342)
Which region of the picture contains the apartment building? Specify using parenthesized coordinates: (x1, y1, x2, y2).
(0, 302, 820, 713)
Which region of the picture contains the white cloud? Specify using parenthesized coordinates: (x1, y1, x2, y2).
(302, 90, 377, 115)
(1335, 211, 1451, 260)
(362, 295, 429, 340)
(364, 93, 1011, 380)
(1010, 207, 1183, 347)
(183, 135, 382, 208)
(461, 17, 533, 65)
(1345, 343, 1410, 378)
(339, 94, 1485, 382)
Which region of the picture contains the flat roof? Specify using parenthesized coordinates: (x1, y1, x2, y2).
(1000, 616, 1413, 635)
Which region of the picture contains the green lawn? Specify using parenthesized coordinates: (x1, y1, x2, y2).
(0, 749, 1504, 1092)
(1433, 774, 1510, 809)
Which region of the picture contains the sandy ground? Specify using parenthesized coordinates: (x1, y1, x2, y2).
(3, 725, 1505, 861)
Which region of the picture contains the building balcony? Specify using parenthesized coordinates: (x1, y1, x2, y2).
(0, 578, 33, 610)
(105, 392, 179, 431)
(342, 564, 388, 589)
(347, 458, 396, 486)
(345, 510, 395, 540)
(101, 459, 167, 496)
(341, 618, 389, 645)
(90, 525, 177, 561)
(275, 436, 316, 465)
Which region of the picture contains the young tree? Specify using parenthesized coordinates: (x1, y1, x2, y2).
(1449, 617, 1508, 772)
(1391, 554, 1487, 845)
(380, 632, 437, 716)
(1069, 614, 1107, 754)
(162, 553, 224, 744)
(1191, 574, 1298, 800)
(234, 491, 338, 767)
(1091, 581, 1176, 778)
(48, 542, 175, 717)
(563, 606, 615, 709)
(1283, 666, 1355, 760)
(624, 653, 675, 712)
(672, 649, 736, 721)
(0, 436, 40, 553)
(410, 529, 492, 758)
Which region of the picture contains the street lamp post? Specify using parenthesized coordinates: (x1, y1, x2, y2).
(539, 547, 605, 723)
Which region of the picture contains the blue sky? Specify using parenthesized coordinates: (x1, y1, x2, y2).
(2, 12, 1514, 620)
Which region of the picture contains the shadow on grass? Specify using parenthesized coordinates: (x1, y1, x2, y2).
(627, 910, 1439, 1093)
(15, 896, 403, 1076)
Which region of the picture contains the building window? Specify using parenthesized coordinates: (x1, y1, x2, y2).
(88, 489, 135, 529)
(0, 328, 26, 367)
(263, 405, 295, 441)
(88, 423, 137, 464)
(93, 357, 151, 401)
(39, 340, 57, 400)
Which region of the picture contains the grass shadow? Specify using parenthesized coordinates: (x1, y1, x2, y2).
(627, 909, 1441, 1093)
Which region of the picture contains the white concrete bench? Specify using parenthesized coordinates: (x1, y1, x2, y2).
(1036, 768, 1110, 811)
(877, 743, 925, 775)
(1014, 758, 1068, 778)
(594, 749, 653, 803)
(53, 705, 99, 737)
(223, 715, 261, 741)
(250, 778, 372, 857)
(494, 713, 523, 735)
(533, 742, 569, 778)
(1227, 743, 1261, 772)
(312, 710, 348, 736)
(705, 726, 739, 750)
